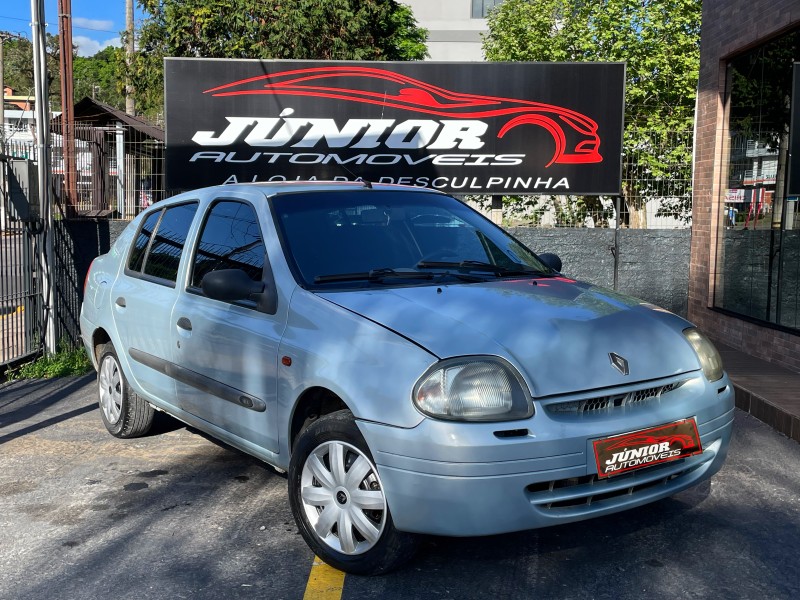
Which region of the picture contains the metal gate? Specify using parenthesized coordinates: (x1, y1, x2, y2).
(1, 154, 46, 368)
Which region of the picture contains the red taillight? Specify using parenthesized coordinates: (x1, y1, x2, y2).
(84, 260, 95, 296)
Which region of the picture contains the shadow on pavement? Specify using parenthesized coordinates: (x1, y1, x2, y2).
(0, 374, 95, 432)
(0, 402, 97, 445)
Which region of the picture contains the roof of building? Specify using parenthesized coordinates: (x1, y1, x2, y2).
(70, 97, 164, 141)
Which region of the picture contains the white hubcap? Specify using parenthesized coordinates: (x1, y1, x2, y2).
(300, 441, 387, 555)
(98, 355, 122, 424)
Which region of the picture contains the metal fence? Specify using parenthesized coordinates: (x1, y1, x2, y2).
(5, 127, 167, 221)
(0, 121, 168, 367)
(0, 156, 46, 368)
(53, 125, 166, 219)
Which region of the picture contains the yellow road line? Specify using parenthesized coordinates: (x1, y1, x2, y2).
(0, 306, 23, 319)
(303, 556, 345, 600)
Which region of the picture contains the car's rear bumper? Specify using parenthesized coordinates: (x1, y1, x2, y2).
(357, 373, 734, 536)
(79, 310, 98, 370)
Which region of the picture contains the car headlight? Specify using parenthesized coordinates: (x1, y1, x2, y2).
(683, 328, 724, 382)
(413, 357, 533, 421)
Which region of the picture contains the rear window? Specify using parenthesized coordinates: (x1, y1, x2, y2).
(127, 210, 162, 273)
(127, 202, 198, 284)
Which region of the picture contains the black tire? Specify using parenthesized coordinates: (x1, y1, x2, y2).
(96, 342, 154, 438)
(288, 410, 418, 575)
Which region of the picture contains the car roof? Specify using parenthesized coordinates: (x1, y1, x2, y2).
(167, 180, 447, 200)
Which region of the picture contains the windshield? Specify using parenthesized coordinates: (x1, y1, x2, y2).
(272, 189, 551, 289)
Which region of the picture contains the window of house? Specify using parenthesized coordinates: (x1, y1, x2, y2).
(715, 29, 800, 330)
(472, 0, 503, 19)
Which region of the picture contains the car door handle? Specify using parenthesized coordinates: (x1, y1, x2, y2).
(177, 317, 192, 331)
(115, 297, 126, 308)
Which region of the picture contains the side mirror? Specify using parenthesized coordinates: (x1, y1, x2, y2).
(538, 252, 562, 273)
(202, 269, 263, 301)
(201, 253, 279, 315)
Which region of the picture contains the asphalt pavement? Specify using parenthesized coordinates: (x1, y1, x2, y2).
(1, 375, 799, 599)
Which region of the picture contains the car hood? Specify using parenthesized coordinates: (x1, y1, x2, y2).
(318, 278, 701, 398)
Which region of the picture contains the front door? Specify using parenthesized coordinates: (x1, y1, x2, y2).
(171, 198, 281, 453)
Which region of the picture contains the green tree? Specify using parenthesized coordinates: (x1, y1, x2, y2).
(73, 46, 126, 108)
(483, 0, 701, 226)
(2, 35, 62, 109)
(128, 0, 428, 120)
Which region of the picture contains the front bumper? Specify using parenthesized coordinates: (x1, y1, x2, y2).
(358, 373, 734, 536)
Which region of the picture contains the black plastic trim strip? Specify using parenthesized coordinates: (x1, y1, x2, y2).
(128, 348, 266, 412)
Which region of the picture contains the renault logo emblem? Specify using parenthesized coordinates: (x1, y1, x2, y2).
(609, 353, 629, 375)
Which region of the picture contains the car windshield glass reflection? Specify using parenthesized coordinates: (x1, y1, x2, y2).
(273, 191, 551, 289)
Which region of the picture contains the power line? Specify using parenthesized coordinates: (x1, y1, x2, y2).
(71, 24, 121, 34)
(0, 14, 120, 34)
(0, 15, 32, 24)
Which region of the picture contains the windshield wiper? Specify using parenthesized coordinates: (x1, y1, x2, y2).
(314, 268, 436, 284)
(416, 260, 553, 277)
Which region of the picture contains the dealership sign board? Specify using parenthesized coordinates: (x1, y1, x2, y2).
(789, 63, 800, 196)
(165, 59, 625, 195)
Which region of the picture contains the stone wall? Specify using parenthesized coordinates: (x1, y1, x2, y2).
(510, 228, 691, 317)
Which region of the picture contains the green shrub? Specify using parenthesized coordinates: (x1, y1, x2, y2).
(9, 341, 93, 380)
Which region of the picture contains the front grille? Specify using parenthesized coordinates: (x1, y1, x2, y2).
(526, 442, 719, 512)
(546, 380, 686, 414)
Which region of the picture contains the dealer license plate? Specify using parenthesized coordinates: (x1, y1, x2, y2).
(593, 419, 702, 479)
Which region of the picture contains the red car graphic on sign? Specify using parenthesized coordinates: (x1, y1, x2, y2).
(203, 66, 603, 168)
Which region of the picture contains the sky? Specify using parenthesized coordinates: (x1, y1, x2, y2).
(0, 1, 147, 57)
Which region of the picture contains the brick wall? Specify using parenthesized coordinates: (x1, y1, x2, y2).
(689, 0, 800, 371)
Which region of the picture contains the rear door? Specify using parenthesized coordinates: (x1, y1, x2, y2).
(170, 197, 282, 453)
(110, 202, 199, 403)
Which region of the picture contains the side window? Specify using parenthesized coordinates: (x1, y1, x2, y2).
(191, 201, 266, 290)
(127, 210, 162, 272)
(127, 202, 198, 284)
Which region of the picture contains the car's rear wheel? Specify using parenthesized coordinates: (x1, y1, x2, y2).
(288, 410, 417, 575)
(97, 342, 154, 438)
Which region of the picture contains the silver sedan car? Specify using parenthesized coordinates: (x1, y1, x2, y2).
(80, 182, 734, 574)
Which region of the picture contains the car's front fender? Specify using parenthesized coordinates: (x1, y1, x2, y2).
(277, 288, 436, 444)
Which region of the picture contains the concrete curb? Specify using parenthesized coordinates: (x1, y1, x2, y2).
(733, 382, 800, 444)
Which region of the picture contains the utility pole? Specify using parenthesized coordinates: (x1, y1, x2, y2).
(1, 32, 6, 230)
(125, 0, 135, 115)
(58, 0, 77, 213)
(31, 0, 56, 355)
(1, 33, 5, 156)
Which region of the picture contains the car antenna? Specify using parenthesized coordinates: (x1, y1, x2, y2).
(337, 163, 373, 189)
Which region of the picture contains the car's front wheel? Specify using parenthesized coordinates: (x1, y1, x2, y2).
(97, 342, 154, 438)
(288, 410, 417, 575)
